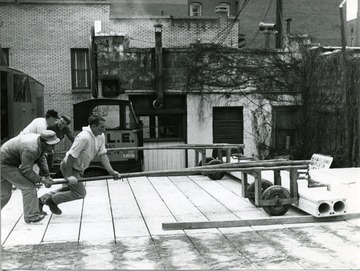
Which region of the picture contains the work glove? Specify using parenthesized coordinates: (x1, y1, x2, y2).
(110, 170, 122, 181)
(41, 176, 53, 188)
(67, 176, 78, 185)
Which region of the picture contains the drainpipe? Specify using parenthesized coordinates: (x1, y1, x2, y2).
(339, 0, 351, 166)
(153, 24, 163, 109)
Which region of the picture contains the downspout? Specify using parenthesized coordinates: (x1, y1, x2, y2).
(153, 24, 163, 109)
(339, 0, 351, 166)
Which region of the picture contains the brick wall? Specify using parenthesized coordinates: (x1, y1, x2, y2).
(0, 3, 110, 119)
(0, 2, 238, 150)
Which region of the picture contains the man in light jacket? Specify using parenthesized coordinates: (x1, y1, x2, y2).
(20, 109, 59, 135)
(40, 115, 121, 215)
(1, 131, 59, 223)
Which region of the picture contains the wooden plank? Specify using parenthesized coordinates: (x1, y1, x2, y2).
(1, 189, 24, 244)
(149, 176, 207, 222)
(191, 175, 261, 212)
(127, 176, 183, 236)
(79, 180, 115, 244)
(3, 187, 56, 246)
(4, 215, 51, 246)
(267, 225, 357, 268)
(42, 199, 83, 243)
(174, 175, 239, 221)
(183, 230, 256, 269)
(107, 178, 149, 238)
(215, 228, 303, 269)
(162, 213, 360, 230)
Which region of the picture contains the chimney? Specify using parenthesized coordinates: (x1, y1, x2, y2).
(285, 18, 292, 34)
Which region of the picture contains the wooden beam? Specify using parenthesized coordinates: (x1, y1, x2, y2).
(162, 213, 360, 230)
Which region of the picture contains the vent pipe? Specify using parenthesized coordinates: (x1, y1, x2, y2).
(285, 18, 292, 34)
(339, 0, 347, 52)
(153, 24, 163, 109)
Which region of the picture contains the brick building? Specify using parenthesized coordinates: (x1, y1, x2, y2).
(0, 0, 348, 169)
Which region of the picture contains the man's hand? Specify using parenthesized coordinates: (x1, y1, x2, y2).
(67, 176, 78, 185)
(110, 170, 121, 180)
(41, 176, 53, 188)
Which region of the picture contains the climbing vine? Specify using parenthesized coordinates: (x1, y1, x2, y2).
(184, 42, 360, 166)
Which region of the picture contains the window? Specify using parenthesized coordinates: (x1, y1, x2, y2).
(190, 2, 202, 16)
(216, 2, 230, 16)
(91, 104, 137, 130)
(273, 106, 302, 151)
(71, 49, 90, 89)
(13, 74, 31, 103)
(1, 48, 9, 66)
(130, 95, 186, 141)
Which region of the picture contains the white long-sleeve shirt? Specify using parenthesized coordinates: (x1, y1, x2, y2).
(20, 118, 47, 135)
(64, 125, 107, 172)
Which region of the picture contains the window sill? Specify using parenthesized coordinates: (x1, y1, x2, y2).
(72, 88, 92, 93)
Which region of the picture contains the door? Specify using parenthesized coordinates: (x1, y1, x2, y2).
(213, 106, 243, 144)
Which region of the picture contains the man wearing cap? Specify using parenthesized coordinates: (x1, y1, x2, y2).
(1, 130, 59, 223)
(40, 115, 121, 215)
(20, 109, 59, 135)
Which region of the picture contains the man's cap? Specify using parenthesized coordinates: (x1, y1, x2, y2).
(61, 115, 71, 125)
(40, 130, 60, 145)
(46, 109, 59, 119)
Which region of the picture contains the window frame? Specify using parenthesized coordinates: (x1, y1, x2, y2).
(190, 2, 202, 17)
(71, 48, 91, 90)
(216, 2, 231, 16)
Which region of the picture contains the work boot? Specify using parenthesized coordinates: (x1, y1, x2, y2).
(38, 198, 47, 216)
(25, 214, 45, 224)
(45, 197, 62, 215)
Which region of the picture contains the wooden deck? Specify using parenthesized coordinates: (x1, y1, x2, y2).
(1, 173, 360, 269)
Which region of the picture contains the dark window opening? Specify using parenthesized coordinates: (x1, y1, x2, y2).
(273, 106, 302, 152)
(130, 95, 186, 141)
(71, 49, 90, 89)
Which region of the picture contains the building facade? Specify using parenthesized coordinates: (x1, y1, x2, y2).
(0, 0, 346, 169)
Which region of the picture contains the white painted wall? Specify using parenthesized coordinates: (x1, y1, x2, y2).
(143, 141, 186, 171)
(186, 93, 273, 166)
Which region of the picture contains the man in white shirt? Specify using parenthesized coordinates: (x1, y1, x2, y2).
(40, 115, 121, 215)
(20, 109, 59, 135)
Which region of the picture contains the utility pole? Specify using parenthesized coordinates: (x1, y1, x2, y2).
(275, 0, 283, 49)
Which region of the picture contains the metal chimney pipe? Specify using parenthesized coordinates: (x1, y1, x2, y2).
(153, 24, 163, 109)
(339, 0, 347, 52)
(285, 18, 292, 34)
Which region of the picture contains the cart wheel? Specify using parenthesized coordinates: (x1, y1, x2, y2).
(205, 159, 225, 180)
(262, 185, 291, 216)
(246, 180, 273, 205)
(198, 157, 215, 166)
